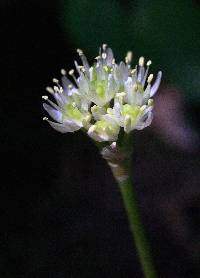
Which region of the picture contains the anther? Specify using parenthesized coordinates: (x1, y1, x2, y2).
(126, 51, 133, 64)
(77, 48, 83, 55)
(148, 99, 154, 106)
(131, 69, 136, 75)
(102, 53, 107, 59)
(116, 92, 126, 97)
(111, 142, 116, 149)
(147, 74, 154, 83)
(91, 105, 97, 112)
(68, 69, 75, 76)
(53, 86, 58, 91)
(140, 105, 147, 111)
(46, 87, 54, 94)
(146, 60, 152, 66)
(61, 69, 66, 75)
(42, 95, 48, 100)
(52, 78, 59, 84)
(139, 57, 144, 67)
(102, 44, 107, 50)
(43, 117, 48, 121)
(80, 67, 85, 72)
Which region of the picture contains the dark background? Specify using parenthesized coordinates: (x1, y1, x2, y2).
(1, 1, 200, 277)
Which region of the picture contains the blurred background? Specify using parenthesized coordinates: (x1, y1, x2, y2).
(1, 0, 200, 277)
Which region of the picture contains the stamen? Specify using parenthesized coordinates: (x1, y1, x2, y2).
(131, 69, 136, 75)
(111, 142, 116, 149)
(140, 105, 147, 111)
(43, 117, 48, 121)
(102, 53, 107, 59)
(102, 44, 107, 51)
(146, 60, 152, 66)
(53, 86, 63, 94)
(91, 105, 97, 113)
(139, 57, 144, 67)
(147, 74, 154, 84)
(68, 69, 79, 86)
(80, 66, 86, 73)
(42, 95, 48, 100)
(116, 92, 126, 97)
(125, 51, 133, 64)
(68, 69, 75, 76)
(46, 87, 54, 94)
(148, 99, 154, 106)
(112, 58, 115, 65)
(52, 78, 59, 84)
(61, 69, 66, 75)
(77, 48, 83, 56)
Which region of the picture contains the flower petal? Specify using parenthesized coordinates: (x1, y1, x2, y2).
(150, 71, 162, 97)
(47, 119, 80, 133)
(43, 103, 62, 122)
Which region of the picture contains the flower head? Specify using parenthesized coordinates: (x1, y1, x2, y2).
(43, 45, 162, 142)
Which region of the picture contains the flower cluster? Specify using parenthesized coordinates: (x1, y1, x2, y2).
(43, 45, 162, 142)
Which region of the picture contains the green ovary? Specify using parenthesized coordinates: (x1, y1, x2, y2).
(95, 120, 117, 135)
(123, 104, 141, 125)
(63, 104, 82, 121)
(92, 80, 107, 98)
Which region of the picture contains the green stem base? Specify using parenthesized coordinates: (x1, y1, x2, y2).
(119, 177, 157, 278)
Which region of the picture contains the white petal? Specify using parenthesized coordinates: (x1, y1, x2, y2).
(53, 92, 66, 107)
(143, 84, 151, 104)
(88, 126, 103, 142)
(137, 66, 145, 82)
(150, 71, 162, 97)
(74, 60, 82, 75)
(47, 120, 80, 133)
(61, 76, 74, 92)
(79, 53, 90, 75)
(141, 67, 149, 86)
(43, 103, 62, 122)
(105, 48, 114, 66)
(136, 111, 153, 130)
(119, 62, 129, 83)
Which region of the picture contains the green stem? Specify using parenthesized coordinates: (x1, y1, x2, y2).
(118, 176, 157, 278)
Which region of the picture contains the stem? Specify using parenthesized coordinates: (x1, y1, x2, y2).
(118, 176, 157, 278)
(100, 137, 157, 277)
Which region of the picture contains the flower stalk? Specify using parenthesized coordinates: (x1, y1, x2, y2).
(119, 176, 157, 278)
(101, 140, 157, 278)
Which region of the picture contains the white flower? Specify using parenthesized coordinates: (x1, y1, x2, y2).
(43, 77, 91, 133)
(43, 44, 162, 141)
